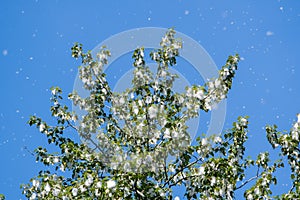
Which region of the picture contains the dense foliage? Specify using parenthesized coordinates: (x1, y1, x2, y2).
(20, 29, 299, 199)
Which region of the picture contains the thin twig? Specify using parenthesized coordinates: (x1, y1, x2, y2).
(162, 156, 203, 188)
(23, 146, 35, 156)
(235, 166, 260, 190)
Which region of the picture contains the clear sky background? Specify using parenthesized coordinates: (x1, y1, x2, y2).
(0, 1, 299, 199)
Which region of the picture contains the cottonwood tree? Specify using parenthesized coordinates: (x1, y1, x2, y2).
(21, 29, 299, 199)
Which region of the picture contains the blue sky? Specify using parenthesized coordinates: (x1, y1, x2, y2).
(0, 0, 299, 199)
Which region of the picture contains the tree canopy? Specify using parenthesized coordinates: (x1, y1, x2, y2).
(19, 29, 300, 199)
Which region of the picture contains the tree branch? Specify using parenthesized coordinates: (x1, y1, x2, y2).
(235, 166, 260, 190)
(162, 156, 203, 188)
